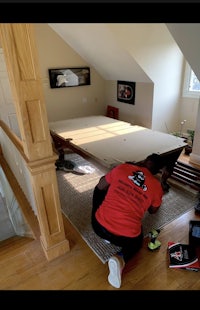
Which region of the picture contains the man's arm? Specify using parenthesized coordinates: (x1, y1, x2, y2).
(96, 176, 110, 191)
(92, 176, 110, 221)
(148, 205, 160, 214)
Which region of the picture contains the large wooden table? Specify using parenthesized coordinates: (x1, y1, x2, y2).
(49, 115, 187, 171)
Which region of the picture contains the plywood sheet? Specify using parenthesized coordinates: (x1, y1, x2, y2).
(49, 116, 186, 168)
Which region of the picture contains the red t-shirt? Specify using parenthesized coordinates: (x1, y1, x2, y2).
(95, 163, 164, 237)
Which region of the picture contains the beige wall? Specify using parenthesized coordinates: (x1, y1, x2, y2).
(33, 24, 198, 133)
(34, 24, 155, 127)
(34, 24, 106, 122)
(105, 81, 153, 128)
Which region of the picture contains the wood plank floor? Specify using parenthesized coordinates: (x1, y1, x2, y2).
(0, 152, 200, 291)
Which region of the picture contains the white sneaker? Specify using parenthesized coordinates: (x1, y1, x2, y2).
(108, 255, 125, 288)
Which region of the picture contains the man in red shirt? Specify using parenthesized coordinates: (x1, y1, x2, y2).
(91, 153, 164, 288)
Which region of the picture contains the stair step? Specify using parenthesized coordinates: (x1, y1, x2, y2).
(167, 160, 200, 193)
(167, 177, 199, 196)
(174, 165, 200, 179)
(176, 160, 200, 175)
(172, 171, 200, 186)
(173, 166, 200, 181)
(170, 174, 200, 191)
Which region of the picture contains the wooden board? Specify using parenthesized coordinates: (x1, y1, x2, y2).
(49, 115, 187, 168)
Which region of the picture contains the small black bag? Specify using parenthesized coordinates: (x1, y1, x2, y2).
(189, 220, 200, 247)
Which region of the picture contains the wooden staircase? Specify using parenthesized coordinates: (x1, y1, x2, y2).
(170, 160, 200, 193)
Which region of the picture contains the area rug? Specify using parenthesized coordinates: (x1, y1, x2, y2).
(57, 152, 198, 264)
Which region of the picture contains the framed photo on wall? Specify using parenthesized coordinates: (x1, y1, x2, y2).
(48, 67, 90, 88)
(117, 80, 136, 105)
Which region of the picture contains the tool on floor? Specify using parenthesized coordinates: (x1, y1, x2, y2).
(194, 200, 200, 215)
(148, 229, 161, 250)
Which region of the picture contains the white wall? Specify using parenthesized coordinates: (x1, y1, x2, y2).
(105, 80, 154, 128)
(34, 24, 106, 122)
(34, 24, 155, 127)
(107, 24, 184, 133)
(180, 97, 199, 132)
(166, 24, 200, 165)
(166, 24, 200, 82)
(33, 23, 198, 136)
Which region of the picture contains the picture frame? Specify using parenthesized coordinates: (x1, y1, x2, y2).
(117, 80, 136, 105)
(48, 67, 90, 88)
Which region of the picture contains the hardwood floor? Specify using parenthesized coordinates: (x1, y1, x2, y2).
(0, 152, 200, 291)
(178, 150, 200, 170)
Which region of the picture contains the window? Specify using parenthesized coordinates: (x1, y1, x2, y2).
(183, 62, 200, 98)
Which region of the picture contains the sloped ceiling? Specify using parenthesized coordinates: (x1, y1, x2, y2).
(49, 23, 200, 84)
(166, 23, 200, 81)
(48, 23, 152, 83)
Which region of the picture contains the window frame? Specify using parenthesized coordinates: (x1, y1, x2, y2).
(182, 62, 200, 98)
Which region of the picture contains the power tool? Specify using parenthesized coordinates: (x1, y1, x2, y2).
(148, 229, 161, 250)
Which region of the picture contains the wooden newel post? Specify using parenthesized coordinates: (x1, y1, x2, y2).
(0, 23, 70, 260)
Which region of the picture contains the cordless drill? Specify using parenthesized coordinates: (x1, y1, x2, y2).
(148, 229, 161, 250)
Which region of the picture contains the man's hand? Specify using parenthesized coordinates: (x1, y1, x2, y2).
(148, 205, 160, 214)
(161, 180, 170, 193)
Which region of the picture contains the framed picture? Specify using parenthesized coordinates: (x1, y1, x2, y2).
(48, 67, 90, 88)
(117, 80, 136, 105)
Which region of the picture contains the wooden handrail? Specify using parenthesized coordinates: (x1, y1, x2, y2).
(0, 120, 27, 160)
(0, 153, 39, 239)
(0, 120, 58, 168)
(0, 120, 40, 239)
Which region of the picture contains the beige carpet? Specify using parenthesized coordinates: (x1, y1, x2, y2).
(57, 152, 198, 264)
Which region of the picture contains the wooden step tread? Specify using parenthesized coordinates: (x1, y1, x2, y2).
(167, 159, 200, 193)
(173, 167, 200, 180)
(177, 160, 200, 174)
(175, 163, 200, 177)
(172, 171, 200, 185)
(170, 174, 200, 191)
